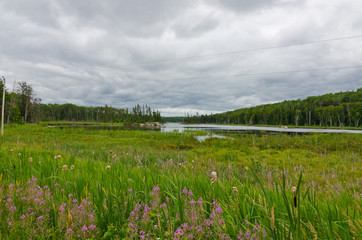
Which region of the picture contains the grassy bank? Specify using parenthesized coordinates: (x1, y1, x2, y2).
(0, 124, 361, 239)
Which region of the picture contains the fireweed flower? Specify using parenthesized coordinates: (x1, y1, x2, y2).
(175, 228, 184, 236)
(89, 224, 96, 230)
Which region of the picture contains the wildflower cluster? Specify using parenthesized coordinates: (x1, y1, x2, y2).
(0, 177, 99, 239)
(58, 195, 98, 239)
(236, 219, 267, 240)
(126, 186, 267, 239)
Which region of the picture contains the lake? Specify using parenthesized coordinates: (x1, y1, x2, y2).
(49, 122, 362, 134)
(161, 123, 362, 134)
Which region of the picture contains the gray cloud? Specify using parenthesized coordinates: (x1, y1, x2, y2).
(1, 0, 362, 116)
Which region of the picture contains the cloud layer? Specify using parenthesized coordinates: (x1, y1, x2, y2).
(1, 0, 361, 116)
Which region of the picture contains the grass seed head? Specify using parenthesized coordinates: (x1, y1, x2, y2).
(106, 165, 111, 170)
(57, 155, 62, 160)
(62, 165, 68, 171)
(70, 165, 75, 171)
(211, 171, 217, 184)
(29, 157, 33, 163)
(10, 149, 13, 155)
(232, 186, 238, 194)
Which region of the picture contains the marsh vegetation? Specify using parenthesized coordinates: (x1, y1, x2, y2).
(0, 124, 361, 239)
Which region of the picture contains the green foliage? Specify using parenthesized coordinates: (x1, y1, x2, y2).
(39, 103, 163, 123)
(184, 88, 362, 127)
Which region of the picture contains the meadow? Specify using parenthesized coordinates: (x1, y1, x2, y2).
(0, 124, 361, 239)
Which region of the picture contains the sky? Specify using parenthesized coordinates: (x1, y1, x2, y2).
(1, 0, 362, 116)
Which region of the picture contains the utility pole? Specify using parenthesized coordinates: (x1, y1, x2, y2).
(1, 76, 5, 136)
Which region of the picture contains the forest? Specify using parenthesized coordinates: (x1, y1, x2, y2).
(0, 80, 162, 124)
(184, 88, 362, 127)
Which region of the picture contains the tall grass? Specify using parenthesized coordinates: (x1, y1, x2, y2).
(0, 124, 361, 239)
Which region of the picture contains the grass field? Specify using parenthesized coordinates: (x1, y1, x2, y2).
(0, 124, 361, 239)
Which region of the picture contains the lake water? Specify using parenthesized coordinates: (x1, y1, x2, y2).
(49, 122, 362, 134)
(161, 123, 362, 134)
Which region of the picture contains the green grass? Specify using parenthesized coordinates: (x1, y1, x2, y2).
(0, 124, 361, 239)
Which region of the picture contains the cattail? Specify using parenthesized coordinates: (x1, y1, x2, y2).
(10, 149, 13, 155)
(291, 186, 297, 207)
(70, 165, 75, 170)
(211, 171, 217, 184)
(106, 165, 111, 170)
(232, 186, 238, 194)
(62, 165, 68, 171)
(29, 157, 33, 163)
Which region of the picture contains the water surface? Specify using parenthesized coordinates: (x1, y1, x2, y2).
(161, 123, 362, 134)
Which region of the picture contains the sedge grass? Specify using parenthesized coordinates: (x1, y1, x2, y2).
(0, 124, 361, 239)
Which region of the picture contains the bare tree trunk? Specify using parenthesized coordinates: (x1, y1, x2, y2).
(308, 111, 311, 125)
(24, 100, 29, 123)
(7, 81, 16, 124)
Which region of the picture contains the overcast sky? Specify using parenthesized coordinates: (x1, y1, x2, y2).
(1, 0, 362, 116)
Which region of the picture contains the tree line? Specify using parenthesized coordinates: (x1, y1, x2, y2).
(0, 80, 163, 124)
(184, 89, 362, 127)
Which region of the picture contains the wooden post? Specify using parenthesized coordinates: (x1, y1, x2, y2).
(1, 76, 5, 136)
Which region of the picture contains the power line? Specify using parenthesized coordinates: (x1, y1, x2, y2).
(118, 34, 362, 67)
(157, 65, 362, 82)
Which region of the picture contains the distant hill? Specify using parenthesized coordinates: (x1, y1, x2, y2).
(184, 88, 362, 127)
